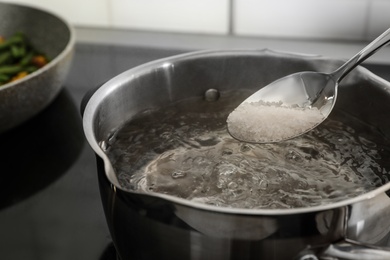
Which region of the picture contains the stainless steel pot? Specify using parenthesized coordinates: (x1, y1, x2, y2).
(83, 49, 390, 259)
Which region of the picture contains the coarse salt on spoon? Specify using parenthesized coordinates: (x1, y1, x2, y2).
(227, 28, 390, 143)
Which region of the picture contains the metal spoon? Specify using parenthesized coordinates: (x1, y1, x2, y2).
(227, 28, 390, 144)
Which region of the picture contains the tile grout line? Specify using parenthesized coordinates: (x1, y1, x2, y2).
(364, 0, 373, 40)
(228, 0, 234, 35)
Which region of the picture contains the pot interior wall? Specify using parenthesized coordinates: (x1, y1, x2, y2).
(93, 50, 390, 143)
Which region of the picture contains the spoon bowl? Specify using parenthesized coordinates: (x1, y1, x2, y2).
(227, 28, 390, 143)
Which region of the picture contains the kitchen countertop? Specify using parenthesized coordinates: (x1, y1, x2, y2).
(0, 36, 390, 260)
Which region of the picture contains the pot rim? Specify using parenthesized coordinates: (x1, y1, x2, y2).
(83, 49, 390, 216)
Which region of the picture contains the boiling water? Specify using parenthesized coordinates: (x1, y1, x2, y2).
(104, 90, 390, 209)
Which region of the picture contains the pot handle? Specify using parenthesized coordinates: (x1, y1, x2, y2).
(298, 240, 390, 260)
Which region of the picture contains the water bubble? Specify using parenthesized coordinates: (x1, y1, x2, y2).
(194, 156, 210, 167)
(195, 136, 220, 146)
(286, 150, 304, 163)
(252, 176, 260, 183)
(258, 180, 268, 190)
(217, 163, 237, 176)
(239, 159, 251, 170)
(172, 171, 186, 179)
(240, 144, 251, 153)
(217, 179, 226, 189)
(222, 149, 233, 156)
(228, 181, 238, 189)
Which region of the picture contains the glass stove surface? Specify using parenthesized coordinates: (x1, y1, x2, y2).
(0, 43, 185, 260)
(0, 43, 389, 260)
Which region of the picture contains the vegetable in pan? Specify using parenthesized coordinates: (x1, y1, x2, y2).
(0, 32, 48, 86)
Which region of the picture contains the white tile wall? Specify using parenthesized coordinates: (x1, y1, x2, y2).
(2, 0, 110, 27)
(367, 0, 390, 39)
(233, 0, 368, 40)
(110, 0, 229, 34)
(1, 0, 388, 40)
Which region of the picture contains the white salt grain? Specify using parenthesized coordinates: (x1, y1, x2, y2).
(227, 101, 325, 143)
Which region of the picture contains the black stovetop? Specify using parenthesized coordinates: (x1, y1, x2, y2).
(0, 43, 389, 260)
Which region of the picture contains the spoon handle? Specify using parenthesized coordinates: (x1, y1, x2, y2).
(333, 28, 390, 82)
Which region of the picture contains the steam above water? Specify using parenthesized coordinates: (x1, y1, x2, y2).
(104, 90, 390, 209)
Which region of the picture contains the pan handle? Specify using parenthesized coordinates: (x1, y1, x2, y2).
(298, 240, 390, 260)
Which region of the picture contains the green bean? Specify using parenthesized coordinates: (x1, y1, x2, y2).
(19, 44, 26, 57)
(0, 73, 10, 82)
(0, 65, 23, 75)
(0, 34, 24, 51)
(0, 51, 12, 65)
(19, 51, 34, 66)
(0, 32, 49, 86)
(11, 45, 21, 58)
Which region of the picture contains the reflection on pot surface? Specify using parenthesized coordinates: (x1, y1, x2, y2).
(84, 50, 390, 259)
